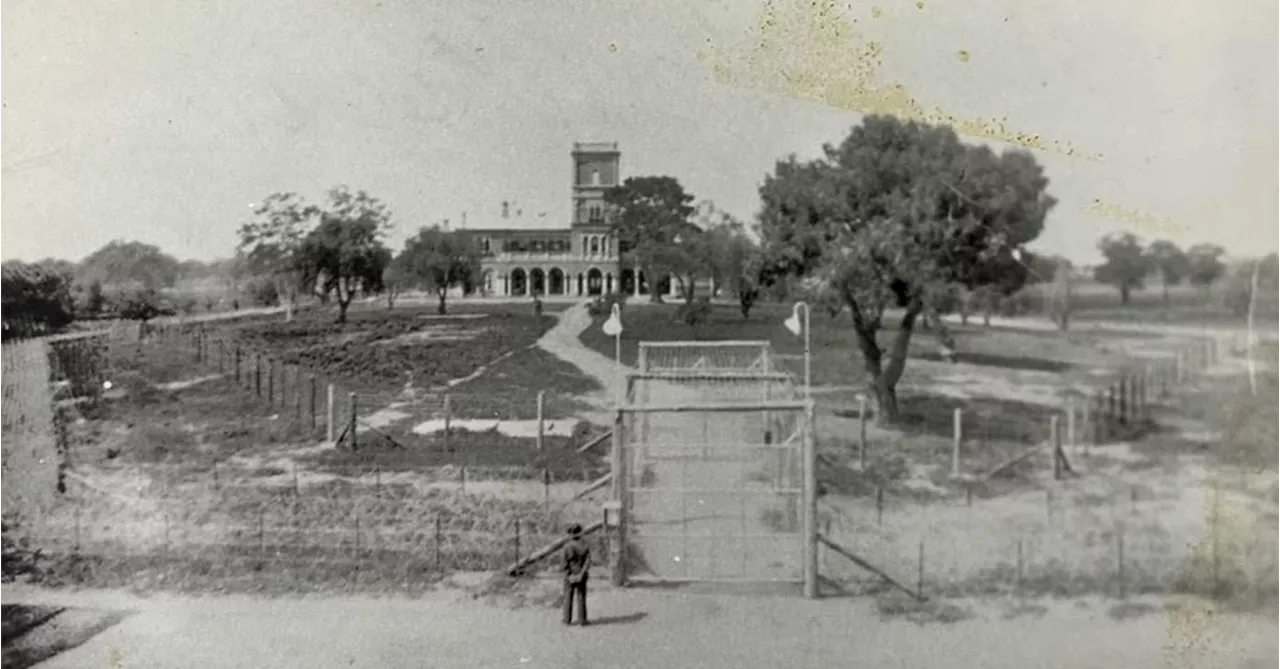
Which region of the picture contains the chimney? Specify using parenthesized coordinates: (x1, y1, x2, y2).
(502, 201, 509, 219)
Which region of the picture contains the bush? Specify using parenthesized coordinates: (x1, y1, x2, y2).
(675, 297, 712, 333)
(1, 262, 75, 339)
(244, 278, 280, 307)
(117, 289, 166, 322)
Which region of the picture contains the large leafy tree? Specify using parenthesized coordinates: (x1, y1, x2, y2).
(1186, 243, 1227, 296)
(298, 187, 393, 324)
(78, 240, 181, 290)
(700, 206, 766, 319)
(236, 192, 316, 321)
(1144, 239, 1190, 304)
(1093, 232, 1149, 305)
(1, 261, 76, 339)
(397, 226, 482, 315)
(605, 176, 698, 303)
(757, 115, 1055, 423)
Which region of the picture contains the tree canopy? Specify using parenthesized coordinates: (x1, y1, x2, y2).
(237, 192, 316, 320)
(605, 176, 699, 303)
(397, 226, 482, 314)
(1092, 232, 1148, 304)
(757, 115, 1055, 422)
(1144, 239, 1190, 303)
(1, 261, 75, 339)
(298, 187, 393, 323)
(1186, 243, 1227, 291)
(78, 240, 181, 290)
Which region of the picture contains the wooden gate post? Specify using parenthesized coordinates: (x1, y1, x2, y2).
(610, 408, 627, 587)
(803, 401, 819, 599)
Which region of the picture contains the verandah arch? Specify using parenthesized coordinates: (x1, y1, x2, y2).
(586, 268, 604, 296)
(530, 268, 546, 296)
(548, 268, 565, 295)
(510, 268, 528, 297)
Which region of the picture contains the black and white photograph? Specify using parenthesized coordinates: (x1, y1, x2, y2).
(2, 1, 1277, 667)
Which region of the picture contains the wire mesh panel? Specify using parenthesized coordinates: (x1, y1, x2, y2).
(637, 340, 772, 374)
(618, 373, 811, 584)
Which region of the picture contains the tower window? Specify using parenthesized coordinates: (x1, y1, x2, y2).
(591, 169, 600, 186)
(590, 237, 600, 254)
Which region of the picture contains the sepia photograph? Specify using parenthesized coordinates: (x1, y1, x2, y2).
(2, 0, 1277, 667)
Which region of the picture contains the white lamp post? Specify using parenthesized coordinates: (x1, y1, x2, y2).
(603, 303, 624, 401)
(784, 301, 812, 402)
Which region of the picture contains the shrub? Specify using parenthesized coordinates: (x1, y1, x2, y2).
(587, 293, 627, 318)
(1, 261, 75, 339)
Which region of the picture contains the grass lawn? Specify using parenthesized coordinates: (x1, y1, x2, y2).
(580, 300, 1139, 390)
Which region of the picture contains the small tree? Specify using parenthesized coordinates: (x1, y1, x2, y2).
(1186, 243, 1227, 299)
(1145, 239, 1190, 305)
(298, 187, 393, 324)
(237, 192, 315, 322)
(397, 225, 482, 315)
(381, 257, 408, 309)
(1093, 232, 1149, 305)
(1046, 257, 1074, 331)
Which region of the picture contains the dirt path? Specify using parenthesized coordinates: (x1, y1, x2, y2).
(4, 584, 1273, 669)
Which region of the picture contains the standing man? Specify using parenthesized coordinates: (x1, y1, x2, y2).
(561, 524, 591, 626)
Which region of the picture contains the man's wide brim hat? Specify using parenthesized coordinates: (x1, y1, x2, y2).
(567, 524, 583, 536)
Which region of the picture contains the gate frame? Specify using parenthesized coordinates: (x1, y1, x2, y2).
(637, 340, 772, 373)
(609, 397, 818, 598)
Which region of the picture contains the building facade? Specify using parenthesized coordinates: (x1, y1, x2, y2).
(460, 142, 675, 298)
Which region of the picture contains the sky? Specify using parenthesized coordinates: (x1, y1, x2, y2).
(3, 0, 1276, 266)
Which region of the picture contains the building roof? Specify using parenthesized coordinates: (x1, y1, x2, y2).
(572, 141, 619, 154)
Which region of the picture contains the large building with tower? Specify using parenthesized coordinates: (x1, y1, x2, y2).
(458, 142, 675, 298)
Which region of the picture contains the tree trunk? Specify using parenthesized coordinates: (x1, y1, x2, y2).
(645, 266, 664, 304)
(335, 277, 352, 324)
(437, 289, 448, 315)
(1161, 281, 1169, 305)
(1120, 285, 1131, 305)
(849, 299, 922, 426)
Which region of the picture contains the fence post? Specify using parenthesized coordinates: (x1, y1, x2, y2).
(268, 360, 275, 406)
(514, 520, 521, 563)
(1065, 400, 1076, 451)
(1015, 539, 1023, 594)
(435, 515, 443, 570)
(858, 394, 869, 470)
(444, 395, 453, 453)
(309, 375, 317, 432)
(326, 384, 336, 442)
(950, 408, 963, 478)
(293, 463, 299, 496)
(234, 346, 241, 384)
(543, 468, 551, 510)
(1118, 376, 1128, 425)
(876, 486, 884, 526)
(258, 506, 266, 557)
(291, 367, 301, 426)
(1091, 391, 1103, 445)
(1107, 383, 1118, 430)
(255, 354, 262, 397)
(74, 501, 81, 554)
(1051, 415, 1063, 480)
(536, 391, 545, 457)
(460, 464, 466, 493)
(349, 392, 358, 451)
(802, 402, 818, 599)
(916, 540, 926, 600)
(375, 465, 382, 496)
(1117, 525, 1126, 599)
